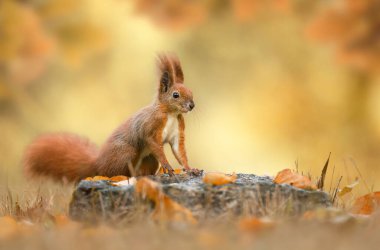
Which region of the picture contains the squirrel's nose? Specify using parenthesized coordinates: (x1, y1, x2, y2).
(188, 101, 195, 111)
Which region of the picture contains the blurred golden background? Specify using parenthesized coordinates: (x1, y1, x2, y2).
(1, 0, 380, 192)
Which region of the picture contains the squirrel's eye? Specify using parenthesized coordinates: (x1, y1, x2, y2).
(173, 92, 180, 98)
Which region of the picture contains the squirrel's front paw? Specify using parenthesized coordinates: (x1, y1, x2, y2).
(184, 167, 203, 176)
(162, 164, 175, 176)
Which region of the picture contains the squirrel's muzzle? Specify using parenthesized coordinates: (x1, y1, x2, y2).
(188, 101, 195, 111)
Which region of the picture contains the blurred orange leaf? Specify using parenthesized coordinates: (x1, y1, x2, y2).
(85, 176, 110, 181)
(274, 169, 317, 190)
(132, 0, 211, 31)
(306, 0, 380, 72)
(54, 214, 81, 230)
(158, 168, 183, 175)
(111, 177, 137, 186)
(85, 175, 130, 182)
(203, 172, 237, 186)
(350, 191, 380, 215)
(135, 177, 197, 224)
(232, 0, 291, 22)
(238, 216, 274, 232)
(0, 216, 19, 240)
(110, 175, 129, 182)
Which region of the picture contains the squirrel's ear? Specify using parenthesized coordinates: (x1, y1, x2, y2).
(157, 53, 174, 93)
(171, 55, 184, 83)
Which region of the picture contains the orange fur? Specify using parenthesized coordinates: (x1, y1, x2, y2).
(23, 53, 196, 182)
(23, 133, 98, 182)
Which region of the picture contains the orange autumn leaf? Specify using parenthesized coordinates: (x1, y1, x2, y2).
(132, 0, 211, 31)
(0, 216, 19, 240)
(231, 0, 291, 22)
(350, 191, 380, 215)
(85, 175, 130, 182)
(203, 172, 237, 186)
(135, 177, 197, 224)
(110, 175, 129, 182)
(238, 217, 274, 232)
(111, 177, 137, 187)
(85, 176, 111, 181)
(306, 0, 380, 72)
(158, 168, 183, 175)
(274, 169, 317, 190)
(135, 177, 161, 202)
(54, 214, 81, 230)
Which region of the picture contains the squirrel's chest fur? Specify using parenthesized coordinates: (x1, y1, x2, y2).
(162, 114, 179, 143)
(134, 114, 179, 170)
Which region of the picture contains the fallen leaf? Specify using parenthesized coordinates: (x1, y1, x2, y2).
(85, 176, 110, 181)
(338, 179, 359, 197)
(238, 217, 274, 232)
(203, 172, 237, 186)
(197, 230, 223, 248)
(0, 216, 19, 240)
(274, 169, 317, 190)
(111, 177, 137, 186)
(110, 175, 129, 182)
(135, 177, 197, 224)
(54, 214, 81, 230)
(80, 224, 116, 238)
(350, 191, 380, 215)
(158, 168, 183, 175)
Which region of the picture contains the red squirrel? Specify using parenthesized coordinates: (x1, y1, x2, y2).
(23, 53, 198, 182)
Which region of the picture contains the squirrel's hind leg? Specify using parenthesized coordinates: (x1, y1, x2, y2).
(138, 155, 159, 176)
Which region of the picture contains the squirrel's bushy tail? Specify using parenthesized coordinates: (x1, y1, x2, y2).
(23, 133, 99, 182)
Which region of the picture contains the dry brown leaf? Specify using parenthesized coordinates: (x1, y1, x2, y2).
(350, 191, 380, 215)
(135, 177, 197, 224)
(238, 217, 274, 232)
(274, 169, 317, 190)
(203, 172, 237, 186)
(338, 179, 359, 197)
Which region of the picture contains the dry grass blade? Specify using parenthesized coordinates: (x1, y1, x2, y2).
(332, 176, 343, 204)
(349, 157, 371, 193)
(317, 153, 331, 190)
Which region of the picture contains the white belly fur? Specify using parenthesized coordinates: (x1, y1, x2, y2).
(162, 114, 179, 143)
(135, 115, 179, 171)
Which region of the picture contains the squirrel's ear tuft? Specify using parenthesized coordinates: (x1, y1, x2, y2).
(157, 53, 174, 93)
(171, 55, 184, 83)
